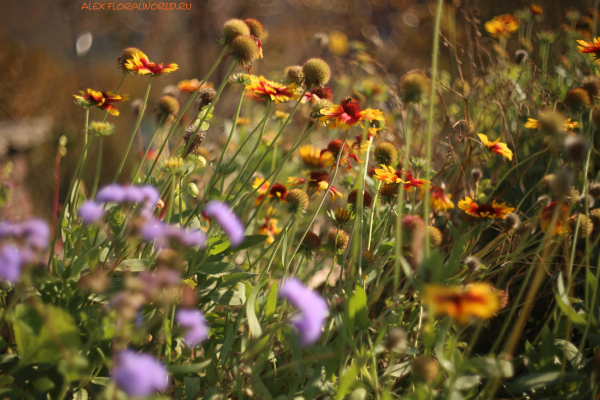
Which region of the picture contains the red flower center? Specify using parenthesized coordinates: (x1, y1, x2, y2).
(327, 139, 350, 157)
(341, 97, 362, 117)
(309, 170, 329, 183)
(311, 86, 334, 102)
(475, 204, 496, 216)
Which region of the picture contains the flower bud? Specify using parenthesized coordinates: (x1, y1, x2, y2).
(230, 35, 259, 67)
(374, 142, 399, 166)
(285, 189, 309, 215)
(89, 121, 116, 137)
(222, 19, 251, 44)
(332, 207, 353, 225)
(427, 226, 443, 248)
(159, 157, 185, 174)
(412, 355, 439, 383)
(400, 71, 430, 103)
(186, 183, 199, 198)
(157, 95, 180, 121)
(302, 58, 331, 88)
(244, 18, 265, 39)
(328, 229, 350, 252)
(183, 125, 207, 158)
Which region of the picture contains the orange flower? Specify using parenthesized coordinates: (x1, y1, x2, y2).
(245, 76, 297, 103)
(458, 197, 515, 219)
(373, 165, 430, 193)
(258, 217, 282, 244)
(524, 116, 578, 131)
(252, 178, 287, 206)
(430, 187, 455, 211)
(422, 283, 501, 324)
(540, 201, 572, 236)
(124, 53, 178, 76)
(177, 79, 213, 93)
(287, 170, 345, 201)
(319, 97, 384, 130)
(321, 139, 361, 172)
(530, 4, 543, 16)
(302, 86, 334, 103)
(299, 145, 334, 168)
(577, 38, 600, 60)
(484, 14, 519, 38)
(478, 133, 513, 161)
(73, 89, 129, 116)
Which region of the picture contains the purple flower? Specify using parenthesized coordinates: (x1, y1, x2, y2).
(172, 229, 206, 248)
(141, 185, 160, 208)
(96, 184, 126, 203)
(78, 201, 106, 224)
(112, 350, 168, 397)
(279, 278, 329, 345)
(0, 219, 50, 250)
(176, 309, 209, 347)
(0, 246, 25, 282)
(122, 186, 146, 203)
(140, 220, 206, 248)
(203, 201, 245, 246)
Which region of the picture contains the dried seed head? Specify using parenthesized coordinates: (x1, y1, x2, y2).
(471, 168, 483, 183)
(378, 183, 399, 204)
(197, 87, 217, 112)
(385, 327, 407, 352)
(465, 256, 482, 272)
(578, 194, 595, 209)
(157, 95, 180, 120)
(536, 194, 550, 208)
(300, 231, 321, 252)
(347, 189, 372, 210)
(284, 65, 304, 86)
(590, 183, 600, 198)
(495, 288, 509, 309)
(564, 88, 592, 111)
(374, 142, 399, 166)
(412, 356, 439, 383)
(361, 251, 377, 267)
(183, 125, 207, 157)
(515, 49, 529, 64)
(504, 213, 521, 232)
(564, 135, 587, 163)
(222, 19, 251, 44)
(302, 58, 331, 88)
(583, 76, 600, 105)
(541, 174, 555, 187)
(570, 214, 594, 238)
(427, 226, 443, 248)
(400, 71, 430, 103)
(311, 99, 333, 117)
(131, 98, 144, 116)
(285, 189, 309, 215)
(328, 229, 350, 251)
(230, 35, 259, 66)
(244, 18, 265, 39)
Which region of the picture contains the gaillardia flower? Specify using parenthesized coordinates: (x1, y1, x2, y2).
(422, 283, 501, 324)
(321, 139, 360, 172)
(252, 178, 287, 206)
(373, 165, 430, 193)
(484, 14, 519, 38)
(540, 201, 572, 236)
(577, 38, 600, 60)
(478, 133, 513, 161)
(319, 97, 384, 130)
(177, 79, 213, 93)
(458, 197, 515, 219)
(525, 114, 578, 132)
(117, 47, 147, 71)
(287, 170, 345, 201)
(299, 145, 334, 168)
(430, 186, 455, 211)
(73, 89, 129, 116)
(245, 76, 297, 103)
(124, 52, 178, 76)
(258, 216, 282, 244)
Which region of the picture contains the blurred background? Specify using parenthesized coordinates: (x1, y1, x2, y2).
(0, 0, 591, 220)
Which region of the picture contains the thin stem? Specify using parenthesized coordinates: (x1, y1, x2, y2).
(131, 115, 167, 183)
(90, 137, 103, 199)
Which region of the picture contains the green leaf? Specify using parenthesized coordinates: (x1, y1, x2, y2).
(114, 259, 149, 272)
(265, 282, 278, 322)
(246, 281, 263, 339)
(197, 262, 236, 276)
(335, 363, 358, 400)
(13, 303, 81, 366)
(344, 285, 371, 332)
(235, 235, 268, 251)
(209, 241, 231, 255)
(168, 359, 212, 375)
(184, 377, 201, 400)
(62, 246, 95, 279)
(219, 327, 235, 368)
(465, 357, 513, 378)
(506, 372, 585, 393)
(281, 230, 288, 267)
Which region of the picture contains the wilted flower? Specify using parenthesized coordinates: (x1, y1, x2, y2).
(245, 76, 297, 103)
(484, 14, 519, 38)
(177, 79, 213, 93)
(422, 283, 501, 323)
(279, 278, 329, 345)
(478, 133, 513, 161)
(112, 350, 168, 397)
(124, 52, 178, 76)
(73, 89, 129, 116)
(182, 126, 207, 158)
(175, 309, 209, 347)
(319, 97, 384, 130)
(299, 145, 334, 168)
(540, 201, 572, 236)
(203, 201, 245, 246)
(458, 197, 515, 219)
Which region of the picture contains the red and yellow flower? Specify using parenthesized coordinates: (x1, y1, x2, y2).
(577, 38, 600, 60)
(177, 79, 213, 93)
(373, 165, 430, 193)
(430, 186, 455, 211)
(287, 170, 345, 201)
(540, 201, 572, 236)
(117, 47, 147, 71)
(478, 133, 513, 161)
(484, 14, 519, 38)
(252, 178, 288, 206)
(258, 216, 282, 244)
(73, 89, 129, 116)
(458, 197, 515, 219)
(245, 76, 297, 103)
(422, 283, 501, 324)
(530, 4, 543, 16)
(321, 139, 361, 172)
(124, 53, 178, 76)
(524, 117, 578, 131)
(302, 85, 334, 103)
(299, 145, 334, 168)
(319, 97, 384, 130)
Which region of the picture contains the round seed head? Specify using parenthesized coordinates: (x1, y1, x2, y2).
(302, 58, 331, 88)
(285, 189, 309, 215)
(183, 125, 207, 157)
(564, 88, 592, 111)
(328, 229, 350, 252)
(197, 87, 217, 112)
(465, 256, 482, 272)
(400, 71, 430, 103)
(427, 226, 443, 248)
(412, 356, 439, 383)
(515, 49, 529, 64)
(157, 95, 180, 119)
(284, 65, 304, 86)
(300, 231, 321, 253)
(582, 76, 600, 105)
(570, 214, 594, 238)
(347, 189, 372, 210)
(244, 18, 265, 39)
(378, 183, 399, 204)
(374, 142, 399, 166)
(360, 251, 377, 267)
(504, 213, 521, 232)
(222, 19, 251, 43)
(230, 35, 259, 66)
(327, 139, 350, 158)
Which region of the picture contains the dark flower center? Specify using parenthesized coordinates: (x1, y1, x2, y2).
(341, 97, 362, 117)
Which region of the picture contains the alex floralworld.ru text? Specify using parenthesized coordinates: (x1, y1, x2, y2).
(81, 3, 191, 10)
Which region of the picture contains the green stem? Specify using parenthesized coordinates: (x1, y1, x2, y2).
(131, 115, 167, 183)
(90, 137, 103, 199)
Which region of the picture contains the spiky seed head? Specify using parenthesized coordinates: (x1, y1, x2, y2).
(412, 356, 439, 383)
(400, 71, 430, 103)
(465, 256, 482, 272)
(578, 194, 595, 209)
(332, 207, 353, 225)
(327, 139, 350, 158)
(284, 65, 304, 86)
(197, 88, 217, 112)
(302, 58, 331, 88)
(89, 121, 116, 137)
(515, 49, 529, 64)
(471, 168, 483, 183)
(565, 135, 587, 163)
(183, 126, 207, 158)
(564, 88, 592, 111)
(244, 18, 264, 39)
(328, 229, 350, 252)
(427, 226, 443, 248)
(590, 183, 600, 198)
(361, 251, 377, 267)
(583, 76, 600, 105)
(504, 213, 521, 232)
(374, 142, 399, 166)
(570, 214, 594, 238)
(301, 231, 321, 252)
(285, 189, 309, 215)
(157, 95, 180, 118)
(385, 327, 408, 352)
(541, 174, 555, 187)
(310, 99, 333, 118)
(347, 189, 372, 210)
(378, 183, 399, 204)
(222, 19, 251, 43)
(230, 35, 259, 66)
(590, 208, 600, 225)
